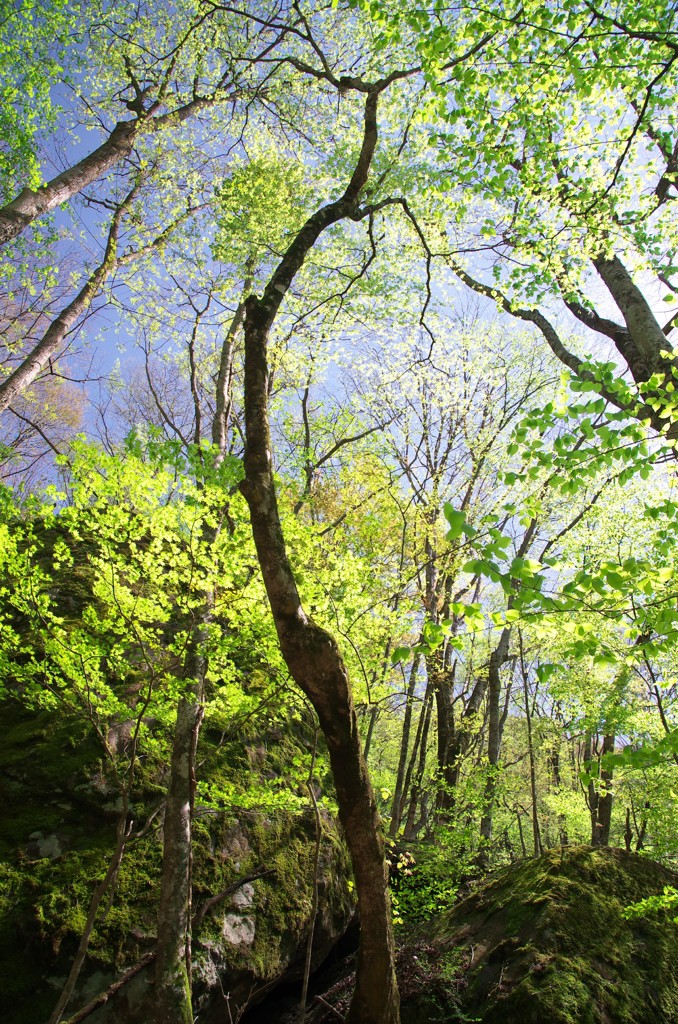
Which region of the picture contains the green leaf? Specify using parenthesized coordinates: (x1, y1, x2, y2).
(443, 503, 466, 539)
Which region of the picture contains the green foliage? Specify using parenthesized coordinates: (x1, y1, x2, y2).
(213, 154, 317, 275)
(389, 832, 470, 924)
(623, 886, 678, 924)
(0, 0, 79, 200)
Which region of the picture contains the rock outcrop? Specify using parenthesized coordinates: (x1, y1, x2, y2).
(311, 846, 678, 1024)
(0, 701, 354, 1024)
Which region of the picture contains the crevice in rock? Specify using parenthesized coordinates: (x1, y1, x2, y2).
(240, 918, 360, 1023)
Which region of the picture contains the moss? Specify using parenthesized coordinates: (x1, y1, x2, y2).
(0, 703, 105, 856)
(0, 695, 354, 1024)
(0, 701, 164, 1023)
(412, 846, 678, 1024)
(192, 804, 352, 988)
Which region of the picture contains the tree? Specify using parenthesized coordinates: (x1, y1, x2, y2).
(0, 0, 277, 248)
(3, 4, 678, 1022)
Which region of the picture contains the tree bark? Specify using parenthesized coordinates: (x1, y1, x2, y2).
(0, 89, 223, 248)
(519, 635, 542, 856)
(593, 255, 669, 373)
(447, 670, 487, 792)
(547, 733, 569, 847)
(402, 681, 434, 841)
(0, 121, 138, 248)
(362, 704, 379, 762)
(590, 732, 614, 847)
(212, 270, 252, 460)
(236, 80, 403, 1024)
(0, 234, 120, 416)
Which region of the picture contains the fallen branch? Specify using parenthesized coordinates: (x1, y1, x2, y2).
(59, 952, 156, 1024)
(192, 866, 275, 927)
(313, 994, 345, 1021)
(56, 867, 275, 1024)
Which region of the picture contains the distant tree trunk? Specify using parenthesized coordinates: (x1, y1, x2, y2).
(624, 808, 632, 853)
(593, 733, 614, 847)
(431, 658, 450, 796)
(585, 732, 615, 848)
(547, 717, 569, 846)
(631, 797, 650, 851)
(516, 812, 528, 858)
(212, 268, 252, 458)
(447, 670, 487, 792)
(402, 680, 434, 840)
(519, 635, 541, 857)
(478, 630, 511, 867)
(363, 704, 379, 762)
(389, 653, 421, 837)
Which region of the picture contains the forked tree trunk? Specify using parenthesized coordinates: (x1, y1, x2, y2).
(236, 81, 404, 1024)
(241, 300, 398, 1024)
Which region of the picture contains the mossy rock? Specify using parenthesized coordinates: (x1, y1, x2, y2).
(0, 700, 354, 1024)
(403, 845, 678, 1024)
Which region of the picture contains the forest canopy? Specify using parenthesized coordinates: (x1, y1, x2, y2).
(0, 2, 677, 1024)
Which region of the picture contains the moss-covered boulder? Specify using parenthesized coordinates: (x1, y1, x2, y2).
(403, 845, 678, 1024)
(0, 701, 354, 1024)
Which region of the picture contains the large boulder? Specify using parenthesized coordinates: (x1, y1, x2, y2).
(0, 701, 354, 1024)
(311, 846, 678, 1024)
(408, 845, 678, 1024)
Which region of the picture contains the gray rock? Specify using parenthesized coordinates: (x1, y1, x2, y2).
(222, 914, 256, 946)
(37, 834, 63, 859)
(231, 882, 255, 909)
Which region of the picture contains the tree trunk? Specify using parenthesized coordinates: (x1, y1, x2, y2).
(519, 638, 542, 856)
(0, 202, 127, 415)
(478, 630, 511, 867)
(241, 296, 399, 1024)
(402, 681, 434, 841)
(593, 255, 668, 374)
(0, 91, 219, 248)
(154, 697, 204, 1024)
(431, 658, 453, 811)
(362, 704, 379, 762)
(237, 81, 402, 1023)
(389, 653, 421, 837)
(592, 733, 614, 847)
(585, 731, 614, 848)
(550, 741, 569, 847)
(0, 121, 138, 248)
(446, 670, 486, 792)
